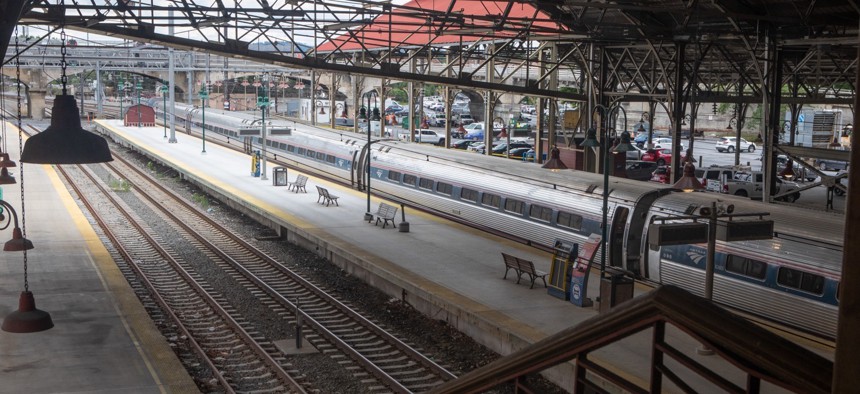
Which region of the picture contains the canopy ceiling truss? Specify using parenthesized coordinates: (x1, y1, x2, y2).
(0, 0, 856, 105)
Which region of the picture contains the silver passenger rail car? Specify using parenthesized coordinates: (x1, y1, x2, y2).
(644, 192, 842, 339)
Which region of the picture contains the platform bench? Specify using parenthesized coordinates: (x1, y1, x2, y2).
(371, 202, 398, 229)
(501, 252, 547, 289)
(288, 174, 308, 193)
(316, 186, 339, 206)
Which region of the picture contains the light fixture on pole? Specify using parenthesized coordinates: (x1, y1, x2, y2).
(136, 78, 142, 127)
(579, 104, 634, 310)
(160, 84, 169, 139)
(21, 25, 112, 164)
(541, 146, 568, 171)
(779, 159, 796, 180)
(259, 72, 270, 181)
(363, 89, 378, 222)
(726, 117, 737, 130)
(199, 84, 209, 154)
(672, 156, 706, 192)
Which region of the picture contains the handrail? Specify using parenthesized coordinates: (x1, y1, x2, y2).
(429, 285, 832, 393)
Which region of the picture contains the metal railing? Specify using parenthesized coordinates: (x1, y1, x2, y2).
(430, 285, 832, 394)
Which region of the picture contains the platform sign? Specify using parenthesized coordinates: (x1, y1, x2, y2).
(547, 239, 578, 300)
(570, 234, 602, 308)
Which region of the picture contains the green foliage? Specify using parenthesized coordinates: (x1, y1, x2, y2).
(109, 177, 131, 192)
(717, 103, 731, 115)
(146, 161, 155, 172)
(748, 105, 763, 130)
(192, 193, 210, 210)
(388, 87, 408, 103)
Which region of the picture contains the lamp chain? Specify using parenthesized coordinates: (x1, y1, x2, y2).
(15, 27, 28, 292)
(60, 26, 68, 95)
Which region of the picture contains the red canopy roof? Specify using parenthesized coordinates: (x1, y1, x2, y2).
(316, 0, 567, 53)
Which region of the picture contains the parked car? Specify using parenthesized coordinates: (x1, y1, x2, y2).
(650, 166, 671, 184)
(400, 129, 445, 145)
(464, 129, 485, 140)
(651, 137, 684, 151)
(505, 147, 534, 160)
(334, 117, 354, 127)
(451, 139, 476, 150)
(815, 158, 849, 171)
(715, 137, 756, 153)
(625, 160, 659, 181)
(625, 144, 648, 160)
(640, 148, 674, 166)
(384, 105, 403, 114)
(453, 113, 475, 126)
(491, 142, 533, 156)
(776, 155, 817, 182)
(431, 113, 447, 127)
(834, 170, 849, 196)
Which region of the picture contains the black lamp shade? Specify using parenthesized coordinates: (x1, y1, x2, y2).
(21, 95, 113, 164)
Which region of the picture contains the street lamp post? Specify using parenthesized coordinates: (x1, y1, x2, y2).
(199, 84, 209, 153)
(118, 76, 124, 120)
(580, 104, 636, 309)
(136, 78, 142, 127)
(160, 84, 168, 139)
(363, 89, 378, 222)
(259, 72, 270, 181)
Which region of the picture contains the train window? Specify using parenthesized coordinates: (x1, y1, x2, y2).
(460, 188, 478, 203)
(481, 193, 501, 208)
(287, 145, 296, 153)
(403, 174, 417, 187)
(436, 182, 453, 195)
(388, 171, 402, 182)
(529, 205, 552, 222)
(297, 147, 306, 155)
(419, 178, 434, 190)
(306, 150, 316, 158)
(316, 152, 326, 160)
(725, 255, 767, 280)
(325, 154, 336, 164)
(504, 198, 525, 215)
(557, 211, 583, 230)
(777, 267, 825, 295)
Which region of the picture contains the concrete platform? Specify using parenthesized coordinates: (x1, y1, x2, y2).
(0, 122, 198, 393)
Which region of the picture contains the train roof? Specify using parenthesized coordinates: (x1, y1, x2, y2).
(368, 137, 673, 206)
(651, 191, 844, 274)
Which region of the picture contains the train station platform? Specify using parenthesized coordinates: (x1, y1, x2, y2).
(0, 123, 198, 393)
(105, 119, 814, 390)
(8, 117, 834, 393)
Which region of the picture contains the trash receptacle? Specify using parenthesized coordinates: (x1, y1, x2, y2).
(273, 167, 288, 186)
(599, 269, 633, 313)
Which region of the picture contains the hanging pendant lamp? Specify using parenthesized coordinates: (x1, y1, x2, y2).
(0, 167, 15, 185)
(0, 153, 17, 167)
(21, 95, 113, 164)
(2, 291, 53, 333)
(21, 24, 112, 164)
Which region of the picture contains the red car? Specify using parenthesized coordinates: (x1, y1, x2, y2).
(640, 148, 674, 166)
(650, 166, 671, 184)
(640, 148, 689, 166)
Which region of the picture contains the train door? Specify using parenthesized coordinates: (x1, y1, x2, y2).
(609, 206, 628, 269)
(643, 217, 662, 281)
(355, 145, 369, 191)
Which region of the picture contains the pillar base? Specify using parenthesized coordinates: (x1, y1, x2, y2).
(398, 222, 410, 233)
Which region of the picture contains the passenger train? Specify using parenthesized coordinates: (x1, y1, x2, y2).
(156, 103, 844, 340)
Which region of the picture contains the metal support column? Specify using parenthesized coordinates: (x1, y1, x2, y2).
(833, 34, 860, 392)
(671, 42, 686, 182)
(764, 45, 783, 203)
(168, 10, 177, 143)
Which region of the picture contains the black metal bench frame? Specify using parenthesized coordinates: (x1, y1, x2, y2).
(371, 202, 398, 228)
(501, 252, 548, 289)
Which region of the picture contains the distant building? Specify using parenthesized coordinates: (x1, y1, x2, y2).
(124, 104, 155, 127)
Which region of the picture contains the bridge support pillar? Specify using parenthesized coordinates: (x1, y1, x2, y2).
(28, 89, 46, 120)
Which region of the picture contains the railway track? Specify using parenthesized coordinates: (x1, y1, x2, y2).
(37, 123, 458, 391)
